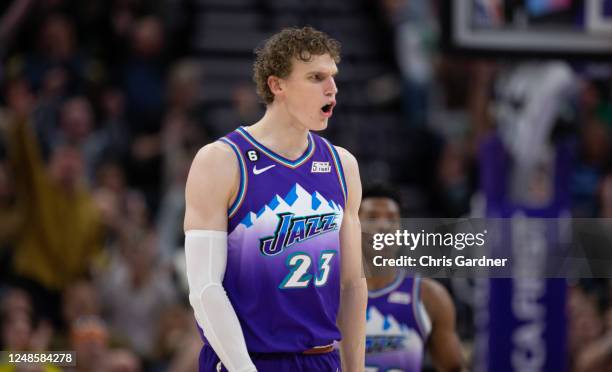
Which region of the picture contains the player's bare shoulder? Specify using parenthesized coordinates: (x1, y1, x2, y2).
(184, 140, 240, 231)
(334, 146, 358, 171)
(333, 146, 359, 185)
(333, 146, 361, 207)
(195, 141, 237, 167)
(420, 278, 455, 317)
(186, 141, 238, 189)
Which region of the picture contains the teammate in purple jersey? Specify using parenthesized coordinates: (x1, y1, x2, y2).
(183, 27, 367, 372)
(360, 184, 465, 372)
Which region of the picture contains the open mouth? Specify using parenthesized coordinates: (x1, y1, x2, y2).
(321, 102, 335, 115)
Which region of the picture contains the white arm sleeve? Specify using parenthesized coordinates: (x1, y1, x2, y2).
(185, 230, 257, 372)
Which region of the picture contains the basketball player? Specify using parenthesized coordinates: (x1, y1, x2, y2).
(183, 27, 367, 372)
(360, 184, 465, 372)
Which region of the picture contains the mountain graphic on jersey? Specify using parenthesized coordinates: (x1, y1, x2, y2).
(229, 183, 343, 256)
(366, 306, 423, 354)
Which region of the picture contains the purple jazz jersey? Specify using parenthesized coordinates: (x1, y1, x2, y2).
(365, 273, 430, 372)
(199, 127, 347, 355)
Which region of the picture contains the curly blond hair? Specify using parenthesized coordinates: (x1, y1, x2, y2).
(253, 26, 341, 104)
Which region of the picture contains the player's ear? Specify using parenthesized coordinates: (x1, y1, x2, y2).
(267, 75, 284, 98)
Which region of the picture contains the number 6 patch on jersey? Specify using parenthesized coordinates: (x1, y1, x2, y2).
(246, 150, 258, 162)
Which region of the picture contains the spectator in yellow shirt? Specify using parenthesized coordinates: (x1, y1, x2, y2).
(4, 98, 103, 327)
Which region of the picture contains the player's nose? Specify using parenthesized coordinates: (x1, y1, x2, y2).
(325, 77, 338, 96)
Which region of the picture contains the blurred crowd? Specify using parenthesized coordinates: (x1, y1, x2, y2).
(0, 0, 209, 371)
(376, 2, 612, 371)
(0, 0, 611, 371)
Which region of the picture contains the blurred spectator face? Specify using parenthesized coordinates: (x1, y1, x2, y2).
(102, 89, 126, 120)
(131, 17, 164, 58)
(1, 312, 32, 351)
(233, 84, 260, 122)
(41, 68, 68, 98)
(40, 14, 75, 60)
(381, 0, 407, 21)
(93, 188, 120, 230)
(124, 230, 158, 278)
(102, 349, 141, 372)
(6, 79, 34, 117)
(93, 162, 127, 230)
(48, 145, 84, 191)
(168, 60, 201, 110)
(60, 97, 94, 143)
(359, 196, 401, 261)
(1, 288, 32, 316)
(581, 120, 610, 167)
(70, 317, 109, 370)
(123, 191, 149, 229)
(111, 0, 137, 37)
(96, 162, 126, 193)
(62, 281, 101, 327)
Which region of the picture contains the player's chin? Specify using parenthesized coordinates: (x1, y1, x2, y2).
(311, 118, 329, 131)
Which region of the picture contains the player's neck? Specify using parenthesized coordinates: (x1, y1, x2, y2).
(247, 106, 310, 161)
(366, 272, 399, 291)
